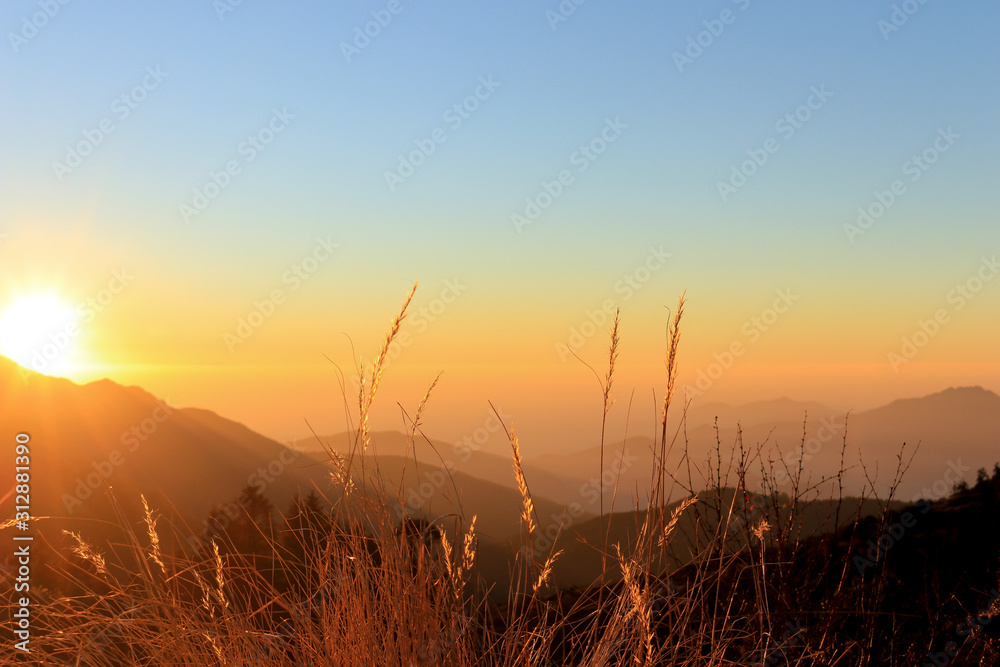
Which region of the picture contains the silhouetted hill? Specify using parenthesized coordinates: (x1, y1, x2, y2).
(0, 358, 329, 537)
(347, 454, 587, 543)
(525, 469, 1000, 665)
(518, 488, 902, 589)
(528, 435, 659, 512)
(310, 430, 585, 508)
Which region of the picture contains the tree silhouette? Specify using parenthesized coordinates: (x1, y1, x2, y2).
(203, 483, 276, 559)
(281, 490, 331, 563)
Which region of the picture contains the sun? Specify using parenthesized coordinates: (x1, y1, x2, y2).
(0, 293, 84, 376)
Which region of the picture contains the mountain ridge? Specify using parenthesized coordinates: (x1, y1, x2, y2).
(2, 355, 997, 522)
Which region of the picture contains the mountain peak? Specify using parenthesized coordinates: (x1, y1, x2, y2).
(910, 385, 999, 405)
(935, 385, 996, 398)
(859, 385, 1000, 424)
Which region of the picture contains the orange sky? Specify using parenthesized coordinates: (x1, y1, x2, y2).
(1, 226, 997, 454)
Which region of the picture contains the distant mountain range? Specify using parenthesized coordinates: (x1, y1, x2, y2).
(525, 387, 1000, 509)
(1, 355, 997, 554)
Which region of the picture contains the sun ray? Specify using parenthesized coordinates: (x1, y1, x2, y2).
(0, 293, 84, 377)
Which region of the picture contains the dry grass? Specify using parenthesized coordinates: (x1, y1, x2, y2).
(3, 284, 996, 666)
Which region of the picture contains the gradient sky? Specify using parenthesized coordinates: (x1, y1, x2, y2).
(1, 1, 998, 452)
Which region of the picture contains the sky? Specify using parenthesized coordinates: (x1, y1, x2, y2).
(1, 1, 998, 453)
